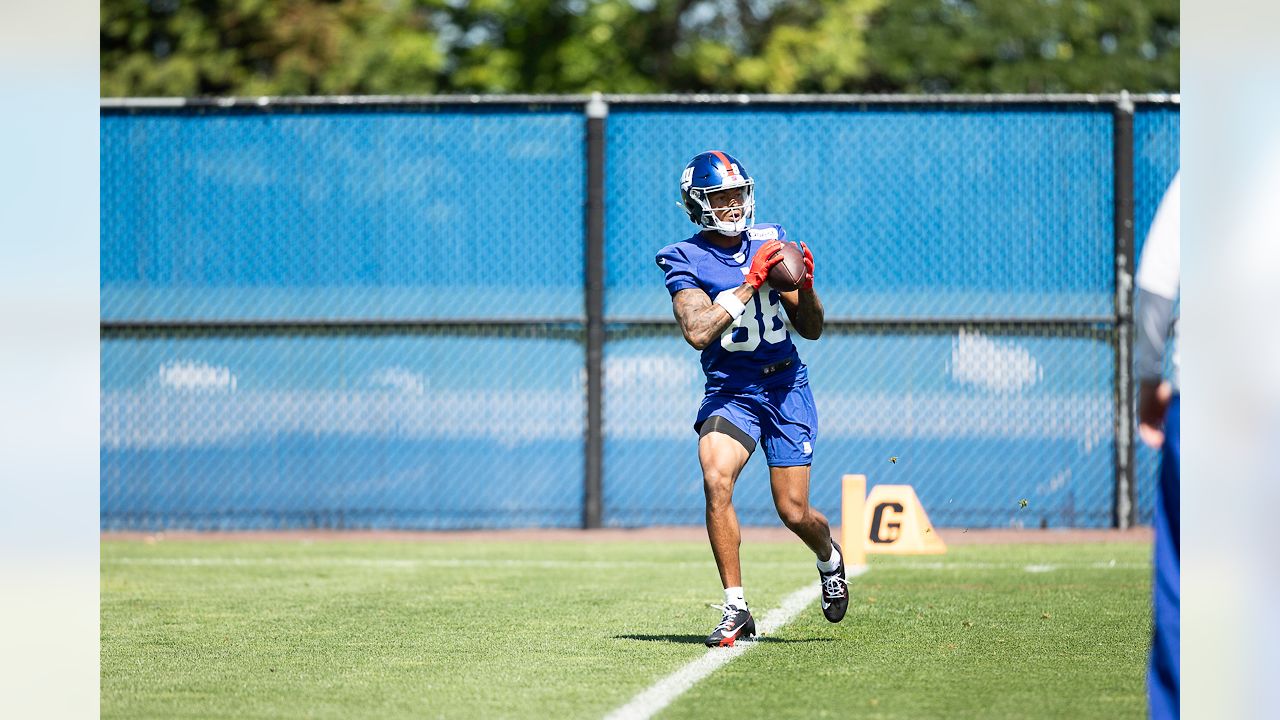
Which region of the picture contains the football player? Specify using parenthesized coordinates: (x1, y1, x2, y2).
(655, 150, 847, 647)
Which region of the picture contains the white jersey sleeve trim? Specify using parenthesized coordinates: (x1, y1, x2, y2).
(1135, 172, 1181, 300)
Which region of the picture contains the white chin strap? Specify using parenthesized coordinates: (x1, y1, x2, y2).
(707, 213, 751, 234)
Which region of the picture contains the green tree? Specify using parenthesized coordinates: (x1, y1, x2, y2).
(101, 0, 447, 96)
(678, 0, 883, 93)
(100, 0, 1178, 97)
(861, 0, 1179, 93)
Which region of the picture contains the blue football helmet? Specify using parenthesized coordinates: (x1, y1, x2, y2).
(680, 150, 756, 234)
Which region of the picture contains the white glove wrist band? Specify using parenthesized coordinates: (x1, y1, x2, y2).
(714, 290, 747, 319)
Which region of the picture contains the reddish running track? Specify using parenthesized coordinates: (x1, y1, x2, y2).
(102, 526, 1152, 545)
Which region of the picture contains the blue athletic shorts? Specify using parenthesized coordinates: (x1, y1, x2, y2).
(693, 370, 818, 467)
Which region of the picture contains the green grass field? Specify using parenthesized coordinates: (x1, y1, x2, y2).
(101, 537, 1152, 719)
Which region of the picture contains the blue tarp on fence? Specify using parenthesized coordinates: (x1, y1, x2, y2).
(100, 99, 1179, 530)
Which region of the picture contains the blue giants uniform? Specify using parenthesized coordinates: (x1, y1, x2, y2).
(1150, 394, 1179, 720)
(656, 223, 818, 467)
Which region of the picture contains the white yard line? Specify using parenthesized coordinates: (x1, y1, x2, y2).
(868, 561, 1150, 571)
(602, 565, 871, 720)
(106, 557, 1149, 571)
(102, 556, 711, 566)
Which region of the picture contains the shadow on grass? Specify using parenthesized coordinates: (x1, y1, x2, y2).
(613, 634, 834, 645)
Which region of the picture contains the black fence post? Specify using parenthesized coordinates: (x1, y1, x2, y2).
(583, 92, 607, 529)
(1112, 91, 1136, 530)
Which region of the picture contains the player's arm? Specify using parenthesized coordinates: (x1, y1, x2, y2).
(1134, 174, 1180, 448)
(671, 239, 785, 351)
(672, 286, 753, 351)
(779, 242, 824, 340)
(780, 287, 824, 340)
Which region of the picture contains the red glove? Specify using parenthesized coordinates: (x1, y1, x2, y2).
(799, 241, 815, 290)
(744, 239, 783, 289)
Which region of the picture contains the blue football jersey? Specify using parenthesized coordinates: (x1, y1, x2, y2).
(655, 223, 802, 390)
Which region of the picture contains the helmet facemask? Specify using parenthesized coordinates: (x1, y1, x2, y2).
(688, 179, 756, 235)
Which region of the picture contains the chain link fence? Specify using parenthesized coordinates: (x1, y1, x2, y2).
(605, 106, 1115, 321)
(100, 95, 1178, 531)
(1131, 105, 1182, 525)
(101, 326, 584, 530)
(603, 103, 1123, 528)
(101, 104, 587, 530)
(101, 108, 585, 321)
(603, 324, 1115, 528)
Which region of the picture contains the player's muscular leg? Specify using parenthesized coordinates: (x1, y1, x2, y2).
(769, 465, 835, 558)
(699, 431, 751, 589)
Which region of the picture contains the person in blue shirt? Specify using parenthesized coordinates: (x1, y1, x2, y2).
(655, 150, 848, 647)
(1135, 172, 1180, 720)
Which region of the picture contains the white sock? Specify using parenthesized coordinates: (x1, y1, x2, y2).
(816, 544, 841, 573)
(723, 586, 746, 609)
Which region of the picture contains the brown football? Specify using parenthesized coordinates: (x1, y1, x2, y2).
(766, 242, 806, 292)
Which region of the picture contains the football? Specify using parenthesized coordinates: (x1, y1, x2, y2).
(766, 242, 806, 292)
